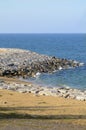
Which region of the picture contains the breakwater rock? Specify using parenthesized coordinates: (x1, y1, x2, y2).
(0, 48, 84, 78)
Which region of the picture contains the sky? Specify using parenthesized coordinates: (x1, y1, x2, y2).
(0, 0, 86, 33)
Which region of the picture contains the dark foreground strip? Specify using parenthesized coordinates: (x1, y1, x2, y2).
(0, 113, 86, 120)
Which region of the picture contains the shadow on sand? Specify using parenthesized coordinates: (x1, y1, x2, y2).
(0, 107, 86, 120)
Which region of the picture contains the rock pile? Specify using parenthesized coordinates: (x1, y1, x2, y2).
(0, 48, 84, 78)
(0, 48, 85, 101)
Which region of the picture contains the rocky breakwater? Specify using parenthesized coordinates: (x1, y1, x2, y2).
(0, 48, 84, 78)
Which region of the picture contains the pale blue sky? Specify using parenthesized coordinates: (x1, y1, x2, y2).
(0, 0, 86, 33)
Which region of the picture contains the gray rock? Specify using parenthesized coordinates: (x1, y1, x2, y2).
(0, 48, 83, 78)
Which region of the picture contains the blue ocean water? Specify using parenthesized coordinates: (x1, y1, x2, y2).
(0, 34, 86, 90)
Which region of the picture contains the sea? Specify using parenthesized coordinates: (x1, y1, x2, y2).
(0, 33, 86, 90)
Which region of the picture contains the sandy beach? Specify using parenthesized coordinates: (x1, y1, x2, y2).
(0, 77, 86, 129)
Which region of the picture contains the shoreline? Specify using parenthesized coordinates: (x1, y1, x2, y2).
(0, 76, 86, 101)
(0, 48, 85, 101)
(0, 78, 86, 120)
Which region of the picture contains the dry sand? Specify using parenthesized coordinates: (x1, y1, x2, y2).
(0, 77, 86, 129)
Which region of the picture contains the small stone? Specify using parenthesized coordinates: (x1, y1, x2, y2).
(4, 101, 7, 104)
(75, 95, 86, 101)
(64, 94, 70, 98)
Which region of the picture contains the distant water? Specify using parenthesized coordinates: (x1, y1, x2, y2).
(0, 33, 86, 90)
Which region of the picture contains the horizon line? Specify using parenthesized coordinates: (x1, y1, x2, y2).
(0, 32, 86, 34)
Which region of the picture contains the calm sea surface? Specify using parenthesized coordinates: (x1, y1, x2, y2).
(0, 34, 86, 90)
